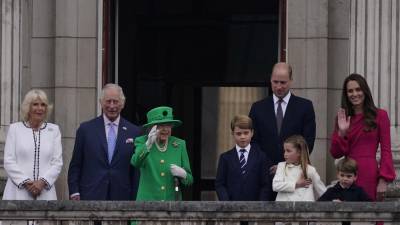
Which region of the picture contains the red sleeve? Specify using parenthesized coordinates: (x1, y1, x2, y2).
(377, 109, 396, 182)
(330, 127, 350, 158)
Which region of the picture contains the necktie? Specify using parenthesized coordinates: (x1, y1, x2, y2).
(239, 149, 247, 175)
(107, 123, 117, 163)
(276, 98, 284, 134)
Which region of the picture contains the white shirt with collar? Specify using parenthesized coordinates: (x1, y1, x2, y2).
(235, 144, 251, 162)
(273, 91, 291, 117)
(103, 114, 120, 139)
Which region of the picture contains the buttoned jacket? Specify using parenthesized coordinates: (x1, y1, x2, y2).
(273, 162, 326, 201)
(249, 95, 316, 165)
(131, 135, 193, 201)
(215, 145, 272, 201)
(3, 122, 63, 200)
(68, 116, 141, 200)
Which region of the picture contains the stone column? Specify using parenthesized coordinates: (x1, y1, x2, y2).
(287, 0, 329, 181)
(20, 0, 101, 199)
(349, 0, 400, 198)
(53, 0, 100, 199)
(326, 0, 351, 182)
(0, 0, 23, 192)
(216, 87, 266, 152)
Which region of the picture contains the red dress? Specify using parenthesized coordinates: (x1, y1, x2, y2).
(330, 109, 396, 200)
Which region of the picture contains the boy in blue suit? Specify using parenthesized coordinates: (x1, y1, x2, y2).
(215, 115, 272, 201)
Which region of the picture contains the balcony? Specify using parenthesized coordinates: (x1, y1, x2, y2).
(0, 201, 399, 224)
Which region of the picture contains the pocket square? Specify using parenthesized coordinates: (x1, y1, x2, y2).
(126, 138, 134, 144)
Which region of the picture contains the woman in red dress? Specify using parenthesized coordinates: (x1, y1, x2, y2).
(330, 73, 396, 201)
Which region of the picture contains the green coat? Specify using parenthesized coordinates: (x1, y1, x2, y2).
(131, 135, 193, 201)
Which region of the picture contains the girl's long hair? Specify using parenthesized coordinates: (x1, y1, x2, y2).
(284, 135, 311, 179)
(341, 73, 377, 131)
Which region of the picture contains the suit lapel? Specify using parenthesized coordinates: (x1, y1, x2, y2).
(228, 148, 241, 175)
(240, 147, 257, 180)
(245, 147, 256, 175)
(280, 95, 296, 136)
(266, 97, 280, 137)
(95, 116, 109, 163)
(111, 118, 127, 164)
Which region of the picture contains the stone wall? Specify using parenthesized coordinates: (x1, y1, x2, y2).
(0, 0, 101, 199)
(287, 0, 400, 193)
(348, 0, 400, 196)
(0, 0, 400, 200)
(0, 201, 398, 223)
(0, 0, 27, 193)
(287, 0, 329, 181)
(52, 0, 100, 199)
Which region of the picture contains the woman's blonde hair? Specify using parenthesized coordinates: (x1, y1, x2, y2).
(284, 135, 311, 179)
(20, 89, 53, 122)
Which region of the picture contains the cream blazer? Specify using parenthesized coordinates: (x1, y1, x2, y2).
(273, 161, 326, 201)
(3, 122, 63, 200)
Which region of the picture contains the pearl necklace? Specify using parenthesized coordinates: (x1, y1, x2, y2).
(155, 140, 168, 152)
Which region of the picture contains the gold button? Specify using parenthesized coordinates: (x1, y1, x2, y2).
(160, 159, 165, 164)
(161, 172, 165, 176)
(161, 186, 165, 190)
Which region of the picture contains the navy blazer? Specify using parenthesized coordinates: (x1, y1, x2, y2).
(215, 145, 272, 201)
(318, 182, 371, 202)
(249, 94, 316, 165)
(68, 116, 141, 200)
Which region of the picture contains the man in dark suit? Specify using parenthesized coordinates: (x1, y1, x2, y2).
(68, 83, 141, 200)
(249, 62, 316, 199)
(215, 115, 271, 201)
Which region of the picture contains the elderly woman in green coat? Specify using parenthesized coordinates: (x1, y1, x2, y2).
(131, 106, 193, 201)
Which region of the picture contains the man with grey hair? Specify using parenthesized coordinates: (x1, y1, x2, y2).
(68, 83, 141, 200)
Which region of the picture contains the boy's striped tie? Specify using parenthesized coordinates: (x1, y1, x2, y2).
(239, 149, 247, 175)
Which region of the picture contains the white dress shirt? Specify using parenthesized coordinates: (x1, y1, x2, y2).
(273, 91, 291, 117)
(103, 114, 120, 139)
(235, 144, 251, 162)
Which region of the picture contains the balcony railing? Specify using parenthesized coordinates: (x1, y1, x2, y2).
(0, 201, 399, 224)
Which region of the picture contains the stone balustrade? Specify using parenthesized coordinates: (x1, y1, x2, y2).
(0, 201, 399, 224)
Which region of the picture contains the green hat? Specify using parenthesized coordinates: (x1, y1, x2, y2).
(143, 106, 182, 128)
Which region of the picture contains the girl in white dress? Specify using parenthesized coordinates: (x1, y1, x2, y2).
(273, 135, 326, 225)
(273, 135, 326, 201)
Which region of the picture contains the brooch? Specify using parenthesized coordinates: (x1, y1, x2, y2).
(126, 138, 134, 144)
(172, 141, 179, 148)
(122, 126, 127, 130)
